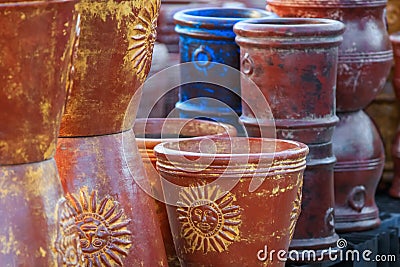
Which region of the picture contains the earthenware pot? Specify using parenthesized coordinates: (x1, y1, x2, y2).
(389, 32, 400, 198)
(234, 17, 344, 258)
(55, 1, 168, 266)
(332, 111, 384, 231)
(0, 0, 81, 265)
(174, 8, 272, 130)
(267, 0, 392, 234)
(267, 0, 393, 112)
(134, 118, 237, 266)
(154, 137, 308, 266)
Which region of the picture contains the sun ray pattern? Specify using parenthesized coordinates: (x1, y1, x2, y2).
(54, 198, 84, 266)
(127, 0, 160, 82)
(66, 188, 132, 267)
(177, 185, 242, 254)
(289, 174, 303, 240)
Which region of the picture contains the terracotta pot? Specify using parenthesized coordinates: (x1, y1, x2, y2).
(267, 0, 393, 112)
(134, 118, 237, 266)
(55, 0, 168, 266)
(234, 17, 344, 259)
(174, 8, 272, 130)
(332, 110, 384, 231)
(0, 0, 81, 265)
(389, 32, 400, 198)
(154, 137, 308, 266)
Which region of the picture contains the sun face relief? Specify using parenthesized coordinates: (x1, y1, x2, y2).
(177, 185, 242, 254)
(66, 188, 132, 267)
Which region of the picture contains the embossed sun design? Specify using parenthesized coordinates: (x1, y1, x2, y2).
(177, 185, 242, 254)
(66, 189, 132, 267)
(128, 0, 159, 80)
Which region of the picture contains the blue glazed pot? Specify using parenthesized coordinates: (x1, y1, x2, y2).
(173, 8, 274, 132)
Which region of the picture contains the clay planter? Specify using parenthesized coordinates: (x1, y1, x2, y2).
(267, 0, 392, 234)
(134, 118, 237, 266)
(0, 0, 81, 265)
(55, 1, 168, 266)
(234, 18, 344, 258)
(267, 0, 393, 112)
(332, 111, 384, 231)
(174, 8, 272, 130)
(389, 32, 400, 198)
(154, 137, 308, 266)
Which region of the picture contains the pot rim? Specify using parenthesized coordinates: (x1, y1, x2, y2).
(134, 118, 237, 144)
(174, 7, 273, 30)
(266, 0, 387, 8)
(154, 137, 309, 161)
(0, 0, 76, 7)
(234, 17, 345, 39)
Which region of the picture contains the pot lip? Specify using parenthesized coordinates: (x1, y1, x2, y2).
(174, 7, 273, 30)
(134, 118, 237, 144)
(0, 0, 76, 7)
(266, 0, 387, 8)
(154, 137, 309, 160)
(234, 17, 345, 38)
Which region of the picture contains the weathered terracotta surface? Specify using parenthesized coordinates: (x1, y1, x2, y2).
(60, 0, 160, 137)
(267, 0, 392, 233)
(174, 8, 272, 129)
(0, 0, 81, 265)
(56, 131, 167, 266)
(389, 32, 400, 198)
(332, 111, 384, 231)
(134, 118, 237, 266)
(267, 0, 393, 112)
(154, 138, 308, 266)
(55, 0, 168, 266)
(234, 18, 344, 258)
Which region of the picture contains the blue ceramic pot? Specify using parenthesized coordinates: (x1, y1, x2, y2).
(174, 8, 274, 132)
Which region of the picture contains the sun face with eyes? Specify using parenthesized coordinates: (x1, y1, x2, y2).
(66, 188, 132, 267)
(177, 185, 242, 254)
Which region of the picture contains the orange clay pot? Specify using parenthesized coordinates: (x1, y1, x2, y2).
(134, 118, 237, 266)
(55, 0, 168, 266)
(154, 137, 308, 266)
(0, 0, 81, 265)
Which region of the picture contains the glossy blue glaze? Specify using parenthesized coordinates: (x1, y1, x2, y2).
(173, 8, 275, 129)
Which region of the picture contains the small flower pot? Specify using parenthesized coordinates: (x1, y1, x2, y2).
(154, 137, 308, 266)
(134, 118, 237, 266)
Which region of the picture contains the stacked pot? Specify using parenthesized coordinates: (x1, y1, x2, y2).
(267, 0, 393, 233)
(0, 1, 82, 265)
(234, 17, 345, 259)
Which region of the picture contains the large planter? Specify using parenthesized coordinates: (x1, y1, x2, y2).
(134, 118, 236, 266)
(55, 0, 168, 266)
(0, 0, 81, 265)
(154, 137, 308, 266)
(234, 18, 344, 259)
(267, 0, 392, 233)
(174, 7, 272, 131)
